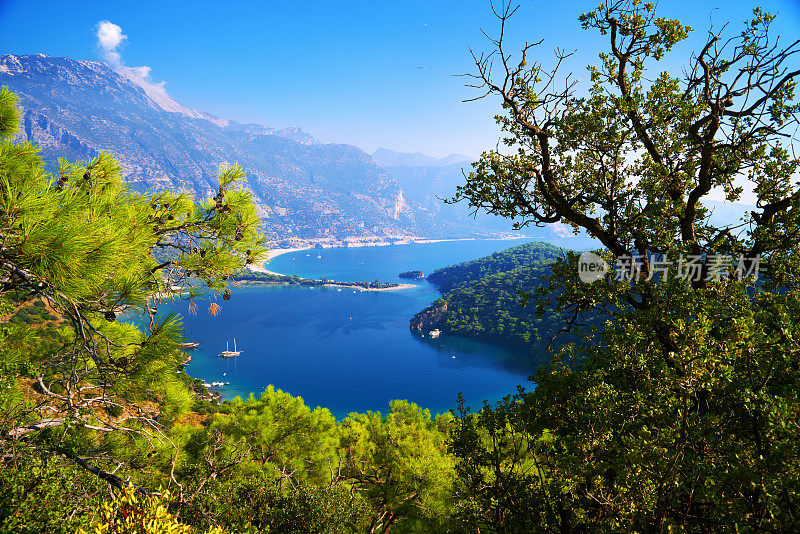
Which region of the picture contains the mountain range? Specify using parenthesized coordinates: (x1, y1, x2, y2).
(1, 53, 513, 244)
(2, 53, 746, 249)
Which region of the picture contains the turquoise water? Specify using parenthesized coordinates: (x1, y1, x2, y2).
(156, 239, 546, 419)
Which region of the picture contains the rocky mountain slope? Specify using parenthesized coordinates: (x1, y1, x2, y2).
(382, 157, 601, 246)
(1, 54, 490, 243)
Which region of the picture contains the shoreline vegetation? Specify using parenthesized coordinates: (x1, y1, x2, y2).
(410, 241, 568, 351)
(237, 266, 414, 291)
(4, 0, 800, 528)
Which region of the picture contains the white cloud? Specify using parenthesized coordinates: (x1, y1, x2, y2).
(95, 20, 203, 118)
(97, 21, 126, 51)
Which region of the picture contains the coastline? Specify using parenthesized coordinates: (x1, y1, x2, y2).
(264, 236, 526, 262)
(180, 235, 534, 413)
(238, 279, 416, 292)
(242, 263, 415, 292)
(247, 236, 525, 293)
(265, 246, 314, 261)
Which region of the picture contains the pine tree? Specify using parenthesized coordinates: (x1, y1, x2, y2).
(0, 86, 267, 491)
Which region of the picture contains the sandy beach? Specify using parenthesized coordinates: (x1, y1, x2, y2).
(322, 282, 415, 292)
(247, 236, 523, 292)
(265, 246, 314, 261)
(246, 262, 285, 276)
(263, 236, 525, 262)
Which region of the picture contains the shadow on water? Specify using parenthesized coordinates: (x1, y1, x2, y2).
(408, 331, 538, 377)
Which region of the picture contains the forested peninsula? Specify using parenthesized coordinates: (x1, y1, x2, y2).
(234, 270, 403, 290)
(410, 242, 566, 351)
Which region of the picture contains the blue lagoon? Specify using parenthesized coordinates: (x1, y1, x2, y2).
(158, 239, 545, 419)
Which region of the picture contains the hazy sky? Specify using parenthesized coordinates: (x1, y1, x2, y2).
(0, 0, 798, 159)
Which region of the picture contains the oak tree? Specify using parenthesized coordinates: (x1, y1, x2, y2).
(451, 1, 800, 530)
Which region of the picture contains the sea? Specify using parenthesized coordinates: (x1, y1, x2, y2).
(151, 238, 567, 419)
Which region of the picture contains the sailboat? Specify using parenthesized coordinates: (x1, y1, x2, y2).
(219, 338, 242, 358)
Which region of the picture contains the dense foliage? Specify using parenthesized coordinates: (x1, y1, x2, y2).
(426, 241, 563, 293)
(413, 242, 566, 350)
(446, 0, 800, 530)
(0, 86, 456, 534)
(3, 0, 800, 531)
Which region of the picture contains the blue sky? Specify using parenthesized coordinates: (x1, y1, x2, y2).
(0, 0, 798, 158)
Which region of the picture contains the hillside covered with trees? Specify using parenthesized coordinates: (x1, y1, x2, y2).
(411, 242, 567, 351)
(0, 85, 456, 533)
(3, 0, 800, 532)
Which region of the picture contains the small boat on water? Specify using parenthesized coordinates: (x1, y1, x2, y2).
(180, 342, 200, 350)
(219, 338, 242, 358)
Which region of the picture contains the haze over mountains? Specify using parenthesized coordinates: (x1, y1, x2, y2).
(371, 148, 472, 168)
(0, 53, 751, 249)
(1, 54, 422, 243)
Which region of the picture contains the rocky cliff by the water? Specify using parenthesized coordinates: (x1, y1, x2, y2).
(410, 298, 448, 333)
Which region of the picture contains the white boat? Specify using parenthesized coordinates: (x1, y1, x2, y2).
(219, 338, 242, 358)
(180, 342, 199, 350)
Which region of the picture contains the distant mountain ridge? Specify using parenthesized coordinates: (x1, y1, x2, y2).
(372, 148, 472, 168)
(1, 53, 509, 243)
(0, 54, 759, 249)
